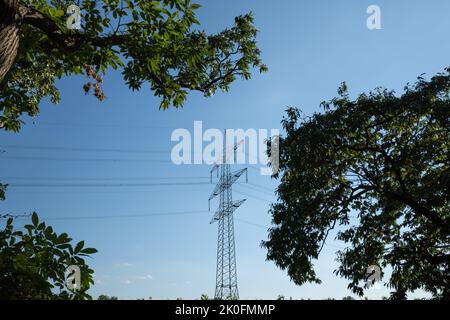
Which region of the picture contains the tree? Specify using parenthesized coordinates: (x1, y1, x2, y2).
(0, 184, 5, 200)
(98, 294, 118, 300)
(0, 0, 267, 131)
(263, 69, 450, 300)
(0, 212, 97, 299)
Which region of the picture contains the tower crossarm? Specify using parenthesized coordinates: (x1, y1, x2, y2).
(208, 168, 248, 201)
(210, 199, 246, 224)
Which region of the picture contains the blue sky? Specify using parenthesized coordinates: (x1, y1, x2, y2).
(1, 0, 450, 299)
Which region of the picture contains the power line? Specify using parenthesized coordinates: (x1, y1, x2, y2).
(234, 188, 273, 204)
(0, 213, 31, 219)
(0, 144, 225, 156)
(240, 183, 274, 197)
(0, 176, 209, 181)
(8, 211, 266, 232)
(7, 181, 211, 188)
(322, 242, 346, 250)
(0, 144, 169, 154)
(247, 182, 274, 193)
(4, 183, 275, 199)
(27, 210, 209, 221)
(4, 210, 346, 250)
(235, 218, 268, 230)
(248, 165, 263, 173)
(1, 177, 274, 194)
(3, 210, 347, 251)
(8, 188, 211, 195)
(1, 208, 347, 251)
(7, 183, 275, 203)
(30, 121, 178, 129)
(0, 145, 280, 177)
(0, 155, 171, 163)
(233, 219, 347, 250)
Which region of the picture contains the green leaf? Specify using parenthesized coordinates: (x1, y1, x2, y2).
(57, 243, 72, 250)
(32, 212, 39, 226)
(44, 226, 54, 239)
(80, 248, 98, 255)
(74, 241, 85, 254)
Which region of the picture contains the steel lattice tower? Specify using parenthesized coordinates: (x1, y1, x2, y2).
(209, 132, 247, 300)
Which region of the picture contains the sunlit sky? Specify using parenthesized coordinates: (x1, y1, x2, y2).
(1, 0, 449, 299)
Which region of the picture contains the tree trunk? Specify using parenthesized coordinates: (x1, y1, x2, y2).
(0, 0, 20, 83)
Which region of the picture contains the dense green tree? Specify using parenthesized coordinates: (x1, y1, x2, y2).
(0, 0, 266, 131)
(263, 69, 450, 300)
(0, 212, 97, 299)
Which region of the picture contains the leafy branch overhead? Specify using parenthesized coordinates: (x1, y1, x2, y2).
(0, 0, 267, 131)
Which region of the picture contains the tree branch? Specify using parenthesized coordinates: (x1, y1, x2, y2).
(22, 6, 127, 52)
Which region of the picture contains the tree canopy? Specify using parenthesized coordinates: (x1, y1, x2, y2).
(0, 213, 97, 299)
(97, 294, 118, 300)
(263, 69, 450, 299)
(0, 0, 266, 131)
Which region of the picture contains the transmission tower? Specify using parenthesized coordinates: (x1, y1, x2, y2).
(209, 131, 247, 300)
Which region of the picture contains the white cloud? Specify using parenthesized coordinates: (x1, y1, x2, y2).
(133, 274, 153, 281)
(93, 274, 108, 285)
(96, 279, 107, 285)
(121, 262, 133, 267)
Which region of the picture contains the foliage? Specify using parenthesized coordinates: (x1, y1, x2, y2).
(0, 184, 5, 201)
(263, 69, 450, 299)
(0, 212, 97, 299)
(98, 294, 118, 300)
(0, 0, 266, 131)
